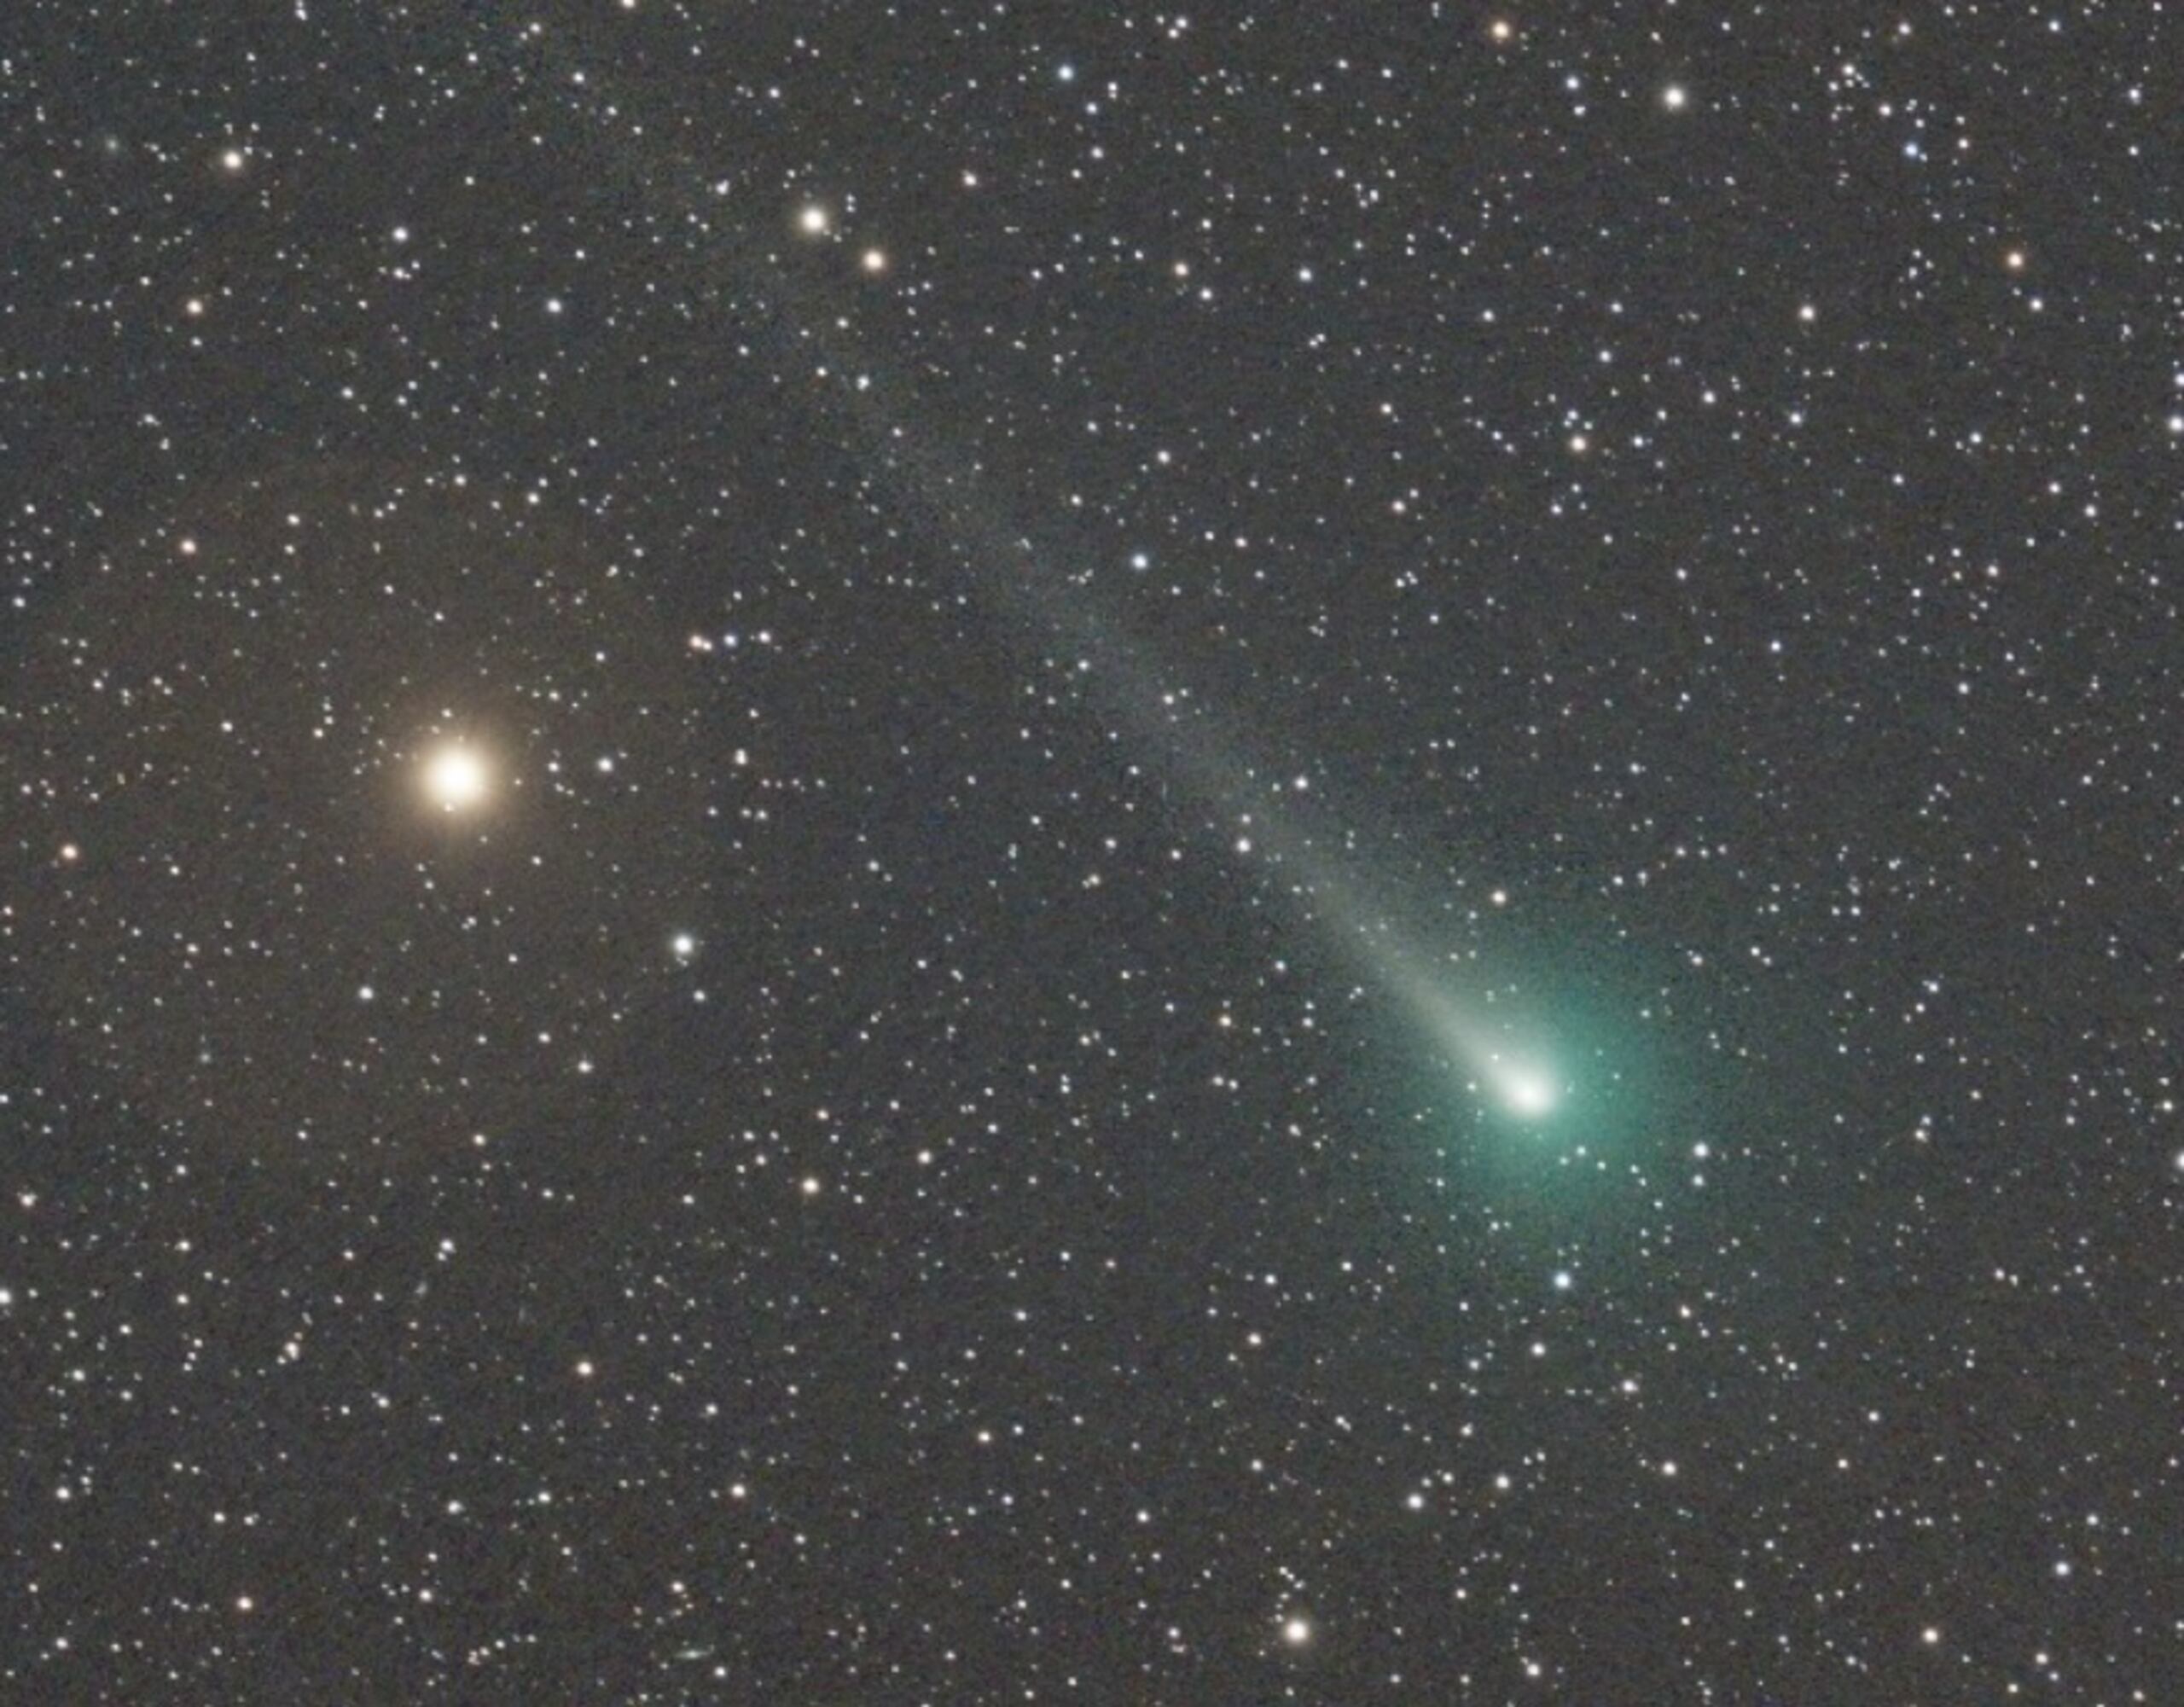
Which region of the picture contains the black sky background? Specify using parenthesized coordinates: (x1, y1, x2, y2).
(3, 3, 2180, 1701)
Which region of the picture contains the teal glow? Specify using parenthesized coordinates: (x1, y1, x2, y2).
(1374, 955, 1565, 1122)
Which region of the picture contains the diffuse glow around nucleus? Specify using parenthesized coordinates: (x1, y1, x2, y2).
(1374, 948, 1564, 1123)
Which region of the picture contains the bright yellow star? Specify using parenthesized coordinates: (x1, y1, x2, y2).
(424, 746, 490, 810)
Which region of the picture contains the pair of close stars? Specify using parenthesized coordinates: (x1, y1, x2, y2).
(1486, 18, 1692, 111)
(794, 203, 888, 276)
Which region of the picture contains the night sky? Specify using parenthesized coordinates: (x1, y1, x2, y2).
(3, 4, 2180, 1701)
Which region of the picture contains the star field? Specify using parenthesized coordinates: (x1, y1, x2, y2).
(2, 4, 2180, 1702)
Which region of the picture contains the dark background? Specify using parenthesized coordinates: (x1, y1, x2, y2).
(2, 3, 2177, 1700)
